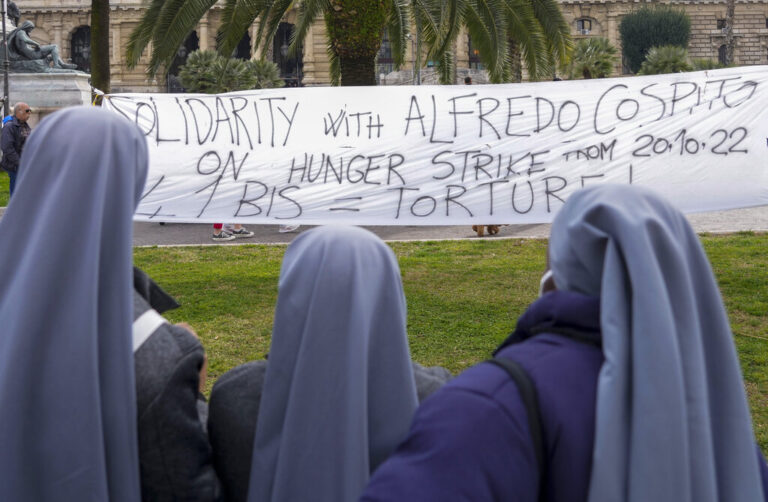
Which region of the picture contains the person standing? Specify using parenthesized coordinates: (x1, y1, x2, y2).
(1, 101, 32, 197)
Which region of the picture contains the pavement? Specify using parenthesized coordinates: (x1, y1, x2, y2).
(1, 205, 766, 246)
(130, 205, 768, 247)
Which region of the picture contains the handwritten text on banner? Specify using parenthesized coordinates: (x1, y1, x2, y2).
(105, 66, 768, 225)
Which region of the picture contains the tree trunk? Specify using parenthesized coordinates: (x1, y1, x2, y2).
(91, 0, 110, 95)
(508, 38, 522, 83)
(326, 0, 385, 86)
(724, 0, 735, 65)
(339, 55, 377, 86)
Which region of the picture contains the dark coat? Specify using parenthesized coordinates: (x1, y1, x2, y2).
(133, 268, 221, 502)
(208, 360, 451, 502)
(360, 291, 768, 502)
(1, 116, 30, 172)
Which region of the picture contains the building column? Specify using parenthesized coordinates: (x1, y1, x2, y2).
(301, 20, 316, 85)
(251, 22, 262, 59)
(199, 14, 209, 51)
(112, 22, 121, 66)
(111, 20, 122, 89)
(52, 20, 63, 58)
(607, 13, 620, 74)
(456, 26, 469, 68)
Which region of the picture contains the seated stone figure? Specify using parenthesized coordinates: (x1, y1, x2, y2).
(5, 21, 78, 72)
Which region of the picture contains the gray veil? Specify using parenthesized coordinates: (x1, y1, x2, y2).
(247, 226, 418, 502)
(0, 107, 148, 500)
(549, 184, 763, 502)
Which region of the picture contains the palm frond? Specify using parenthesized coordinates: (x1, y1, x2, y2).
(125, 0, 168, 69)
(463, 0, 507, 82)
(147, 0, 218, 77)
(217, 0, 270, 58)
(255, 0, 295, 60)
(502, 0, 548, 80)
(384, 0, 410, 68)
(411, 0, 461, 61)
(325, 19, 341, 86)
(435, 50, 455, 84)
(290, 0, 331, 58)
(527, 0, 571, 65)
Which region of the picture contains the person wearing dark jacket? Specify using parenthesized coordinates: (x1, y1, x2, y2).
(1, 101, 31, 196)
(208, 226, 451, 502)
(133, 267, 222, 502)
(208, 359, 450, 502)
(361, 184, 768, 502)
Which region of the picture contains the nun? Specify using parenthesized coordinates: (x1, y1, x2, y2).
(361, 184, 768, 502)
(0, 107, 220, 502)
(207, 225, 451, 502)
(0, 107, 147, 500)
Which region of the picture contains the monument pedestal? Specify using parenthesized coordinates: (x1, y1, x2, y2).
(8, 72, 91, 126)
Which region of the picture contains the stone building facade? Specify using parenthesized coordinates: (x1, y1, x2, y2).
(13, 0, 768, 93)
(559, 0, 768, 75)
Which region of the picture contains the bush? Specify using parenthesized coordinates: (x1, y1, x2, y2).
(180, 50, 264, 94)
(691, 58, 726, 71)
(248, 59, 285, 89)
(637, 45, 692, 75)
(619, 6, 690, 73)
(566, 37, 618, 79)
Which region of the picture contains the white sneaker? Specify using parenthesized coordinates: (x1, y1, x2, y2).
(279, 224, 300, 233)
(212, 231, 236, 242)
(230, 227, 254, 238)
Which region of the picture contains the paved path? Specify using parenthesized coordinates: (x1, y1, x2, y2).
(1, 205, 765, 246)
(130, 205, 768, 247)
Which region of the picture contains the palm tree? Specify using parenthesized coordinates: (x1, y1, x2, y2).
(91, 0, 110, 94)
(126, 0, 444, 86)
(724, 0, 735, 65)
(250, 59, 286, 88)
(502, 0, 572, 82)
(637, 45, 692, 75)
(566, 37, 617, 79)
(126, 0, 570, 86)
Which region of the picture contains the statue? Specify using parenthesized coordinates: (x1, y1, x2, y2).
(7, 2, 20, 27)
(4, 21, 80, 73)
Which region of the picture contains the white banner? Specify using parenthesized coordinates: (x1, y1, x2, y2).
(105, 66, 768, 225)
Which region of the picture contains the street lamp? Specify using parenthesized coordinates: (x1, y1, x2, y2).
(280, 39, 301, 87)
(81, 46, 90, 71)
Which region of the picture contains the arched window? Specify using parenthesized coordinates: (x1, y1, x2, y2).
(376, 31, 393, 83)
(718, 44, 727, 65)
(576, 18, 592, 35)
(273, 23, 303, 87)
(71, 26, 90, 72)
(468, 35, 483, 70)
(167, 31, 199, 93)
(234, 32, 252, 60)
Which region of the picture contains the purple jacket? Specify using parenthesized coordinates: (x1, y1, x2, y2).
(361, 291, 768, 502)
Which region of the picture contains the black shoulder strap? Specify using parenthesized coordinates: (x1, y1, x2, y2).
(486, 357, 547, 502)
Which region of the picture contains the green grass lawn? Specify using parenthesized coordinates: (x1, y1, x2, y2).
(0, 172, 8, 206)
(134, 233, 768, 449)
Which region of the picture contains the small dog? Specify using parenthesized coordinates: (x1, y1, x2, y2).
(472, 225, 500, 237)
